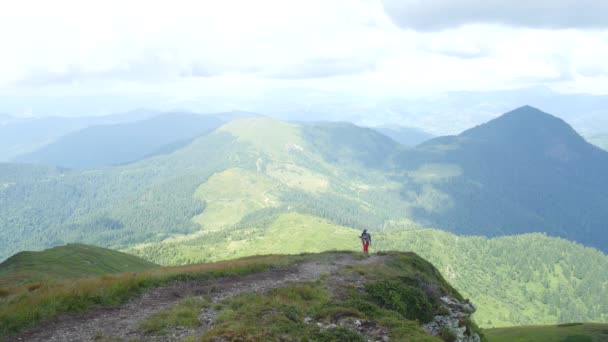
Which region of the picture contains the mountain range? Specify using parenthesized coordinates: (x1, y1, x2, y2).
(15, 113, 225, 168)
(1, 105, 607, 328)
(2, 105, 607, 255)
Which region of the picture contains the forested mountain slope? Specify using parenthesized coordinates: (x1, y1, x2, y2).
(397, 106, 608, 251)
(2, 107, 608, 259)
(1, 107, 607, 328)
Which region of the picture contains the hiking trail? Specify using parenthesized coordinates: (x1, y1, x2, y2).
(11, 254, 383, 342)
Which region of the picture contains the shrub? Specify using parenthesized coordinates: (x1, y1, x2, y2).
(439, 327, 457, 342)
(307, 327, 365, 342)
(365, 280, 433, 322)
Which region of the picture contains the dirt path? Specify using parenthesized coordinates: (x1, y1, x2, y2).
(10, 255, 381, 342)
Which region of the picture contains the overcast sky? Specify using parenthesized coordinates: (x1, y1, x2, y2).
(1, 0, 607, 105)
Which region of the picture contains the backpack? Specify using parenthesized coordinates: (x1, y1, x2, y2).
(361, 232, 371, 243)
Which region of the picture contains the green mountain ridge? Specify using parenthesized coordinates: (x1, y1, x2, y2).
(486, 323, 608, 342)
(0, 243, 158, 286)
(1, 105, 607, 328)
(131, 212, 608, 328)
(1, 249, 483, 341)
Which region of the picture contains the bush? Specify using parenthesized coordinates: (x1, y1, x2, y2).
(365, 280, 433, 322)
(439, 327, 457, 342)
(307, 327, 365, 342)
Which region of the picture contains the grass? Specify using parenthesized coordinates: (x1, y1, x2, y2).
(2, 250, 471, 340)
(0, 244, 158, 287)
(201, 252, 446, 341)
(192, 167, 281, 229)
(140, 297, 210, 334)
(0, 254, 294, 337)
(485, 323, 608, 342)
(130, 213, 363, 265)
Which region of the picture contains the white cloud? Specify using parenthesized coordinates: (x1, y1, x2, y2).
(0, 0, 606, 105)
(382, 0, 608, 31)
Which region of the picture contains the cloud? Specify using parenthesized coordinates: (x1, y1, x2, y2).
(270, 58, 376, 79)
(577, 66, 608, 78)
(382, 0, 608, 31)
(13, 55, 225, 87)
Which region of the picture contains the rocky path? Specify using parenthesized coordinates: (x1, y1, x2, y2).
(10, 255, 381, 342)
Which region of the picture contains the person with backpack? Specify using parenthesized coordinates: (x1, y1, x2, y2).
(359, 229, 371, 256)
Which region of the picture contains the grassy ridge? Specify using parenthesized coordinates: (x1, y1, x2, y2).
(485, 323, 608, 342)
(139, 251, 467, 341)
(0, 244, 158, 287)
(0, 254, 292, 337)
(130, 213, 608, 328)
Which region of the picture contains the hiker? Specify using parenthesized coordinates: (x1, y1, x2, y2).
(359, 229, 371, 255)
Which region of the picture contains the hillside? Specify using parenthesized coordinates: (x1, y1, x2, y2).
(15, 113, 224, 168)
(372, 125, 435, 146)
(1, 107, 608, 329)
(397, 106, 608, 251)
(1, 251, 484, 341)
(0, 109, 161, 162)
(486, 323, 608, 342)
(131, 214, 608, 327)
(0, 244, 157, 286)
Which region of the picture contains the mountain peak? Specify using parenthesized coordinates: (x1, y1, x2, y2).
(461, 105, 580, 142)
(503, 105, 551, 118)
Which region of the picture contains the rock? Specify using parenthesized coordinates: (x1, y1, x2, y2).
(304, 317, 313, 324)
(423, 296, 481, 342)
(316, 322, 324, 328)
(326, 324, 338, 329)
(382, 335, 390, 342)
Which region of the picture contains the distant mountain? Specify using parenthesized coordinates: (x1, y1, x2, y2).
(372, 125, 435, 146)
(400, 106, 608, 251)
(0, 243, 157, 286)
(2, 108, 608, 328)
(2, 107, 607, 258)
(16, 113, 225, 168)
(0, 109, 162, 162)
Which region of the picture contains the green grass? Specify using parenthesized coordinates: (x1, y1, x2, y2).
(132, 220, 608, 329)
(130, 213, 362, 265)
(202, 252, 447, 341)
(0, 254, 293, 337)
(485, 323, 608, 342)
(141, 297, 210, 333)
(2, 251, 474, 341)
(192, 167, 282, 230)
(0, 244, 158, 287)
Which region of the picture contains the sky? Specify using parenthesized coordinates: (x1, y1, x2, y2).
(0, 0, 607, 116)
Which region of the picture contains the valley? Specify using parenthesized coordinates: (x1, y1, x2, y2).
(0, 106, 607, 331)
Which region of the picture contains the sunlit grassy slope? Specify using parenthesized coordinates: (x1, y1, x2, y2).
(1, 250, 469, 341)
(0, 252, 289, 337)
(0, 244, 158, 287)
(3, 110, 608, 331)
(131, 213, 608, 328)
(485, 323, 608, 342)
